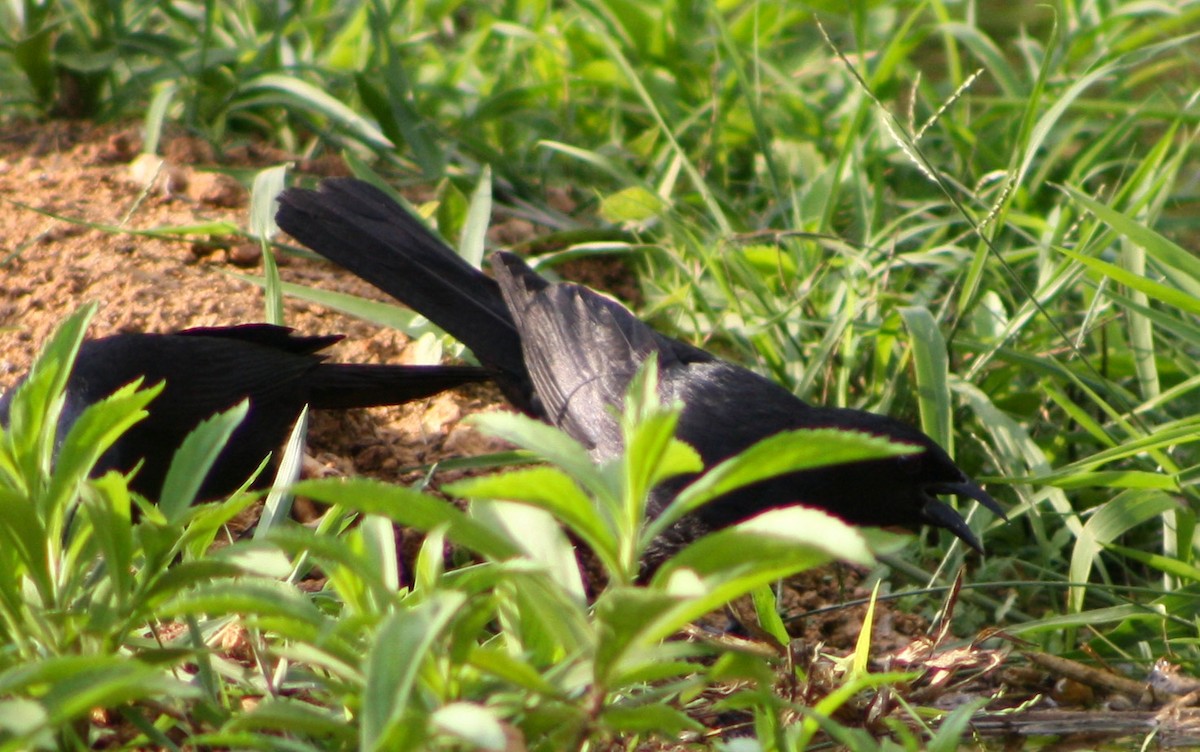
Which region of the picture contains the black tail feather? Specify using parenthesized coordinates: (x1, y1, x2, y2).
(276, 179, 530, 400)
(306, 363, 491, 409)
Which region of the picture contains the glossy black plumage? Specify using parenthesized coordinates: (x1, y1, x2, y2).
(0, 324, 490, 500)
(276, 178, 1005, 552)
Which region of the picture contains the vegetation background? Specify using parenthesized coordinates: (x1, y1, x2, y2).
(2, 0, 1200, 748)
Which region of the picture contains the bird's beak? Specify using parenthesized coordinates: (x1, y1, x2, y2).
(921, 480, 1006, 555)
(927, 480, 1007, 521)
(921, 500, 985, 554)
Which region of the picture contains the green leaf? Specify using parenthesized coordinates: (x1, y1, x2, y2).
(430, 702, 508, 751)
(598, 186, 666, 224)
(467, 646, 561, 695)
(655, 429, 913, 534)
(751, 584, 790, 648)
(657, 506, 872, 582)
(1068, 489, 1180, 611)
(468, 411, 614, 503)
(224, 698, 357, 742)
(1005, 605, 1156, 636)
(413, 525, 446, 596)
(470, 500, 587, 603)
(252, 165, 289, 323)
(157, 400, 249, 521)
(1060, 183, 1200, 286)
(1104, 542, 1200, 584)
(599, 703, 705, 736)
(592, 586, 681, 685)
(237, 275, 439, 336)
(362, 592, 467, 750)
(461, 166, 492, 268)
(141, 80, 175, 156)
(900, 306, 951, 450)
(255, 406, 306, 537)
(249, 165, 288, 241)
(737, 245, 798, 291)
(161, 579, 327, 627)
(2, 304, 96, 491)
(0, 656, 197, 732)
(293, 477, 520, 561)
(1055, 245, 1200, 318)
(361, 514, 402, 595)
(139, 559, 246, 606)
(49, 379, 160, 510)
(620, 361, 702, 524)
(239, 73, 393, 151)
(646, 507, 871, 642)
(448, 467, 617, 571)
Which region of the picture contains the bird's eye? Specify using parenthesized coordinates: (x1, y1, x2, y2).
(896, 452, 921, 475)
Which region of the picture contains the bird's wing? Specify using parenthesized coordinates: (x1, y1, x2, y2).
(492, 251, 663, 456)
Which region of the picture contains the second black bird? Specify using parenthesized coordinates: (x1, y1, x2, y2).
(276, 178, 1005, 552)
(0, 324, 489, 501)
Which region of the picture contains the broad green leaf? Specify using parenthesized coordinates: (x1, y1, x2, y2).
(2, 304, 95, 489)
(467, 646, 561, 695)
(161, 579, 327, 627)
(294, 477, 520, 561)
(599, 186, 666, 224)
(470, 500, 587, 603)
(599, 703, 705, 736)
(592, 586, 681, 685)
(468, 412, 614, 503)
(49, 380, 159, 511)
(430, 702, 507, 751)
(1068, 489, 1180, 611)
(158, 400, 249, 521)
(240, 73, 393, 150)
(362, 592, 467, 750)
(461, 166, 492, 268)
(654, 429, 912, 535)
(447, 466, 614, 568)
(646, 508, 871, 642)
(900, 306, 951, 450)
(223, 698, 357, 742)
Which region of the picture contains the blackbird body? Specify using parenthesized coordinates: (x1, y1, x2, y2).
(0, 324, 489, 500)
(277, 178, 1004, 551)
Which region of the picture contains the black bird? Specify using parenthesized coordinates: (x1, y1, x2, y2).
(276, 178, 1005, 552)
(0, 324, 489, 500)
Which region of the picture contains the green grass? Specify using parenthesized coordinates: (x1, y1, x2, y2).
(4, 0, 1200, 748)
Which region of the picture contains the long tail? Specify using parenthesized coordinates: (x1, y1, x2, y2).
(275, 178, 533, 405)
(306, 363, 491, 409)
